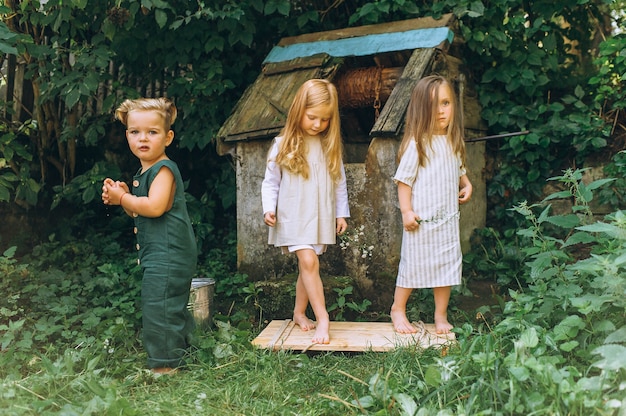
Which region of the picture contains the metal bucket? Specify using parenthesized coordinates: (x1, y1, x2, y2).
(188, 277, 215, 329)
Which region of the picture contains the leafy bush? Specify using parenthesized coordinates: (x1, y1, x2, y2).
(1, 2, 625, 414)
(342, 170, 625, 415)
(0, 234, 142, 359)
(2, 168, 625, 415)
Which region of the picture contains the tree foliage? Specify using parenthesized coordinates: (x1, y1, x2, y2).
(0, 0, 622, 241)
(1, 3, 625, 412)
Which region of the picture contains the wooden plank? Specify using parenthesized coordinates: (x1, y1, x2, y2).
(252, 320, 455, 352)
(371, 48, 436, 137)
(276, 14, 455, 46)
(263, 54, 329, 76)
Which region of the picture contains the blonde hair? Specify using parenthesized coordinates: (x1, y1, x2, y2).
(275, 79, 343, 181)
(397, 75, 466, 169)
(115, 97, 177, 130)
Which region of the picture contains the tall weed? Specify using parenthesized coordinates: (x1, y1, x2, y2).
(346, 168, 625, 414)
(1, 169, 625, 415)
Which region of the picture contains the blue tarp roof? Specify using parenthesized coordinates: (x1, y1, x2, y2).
(263, 27, 454, 64)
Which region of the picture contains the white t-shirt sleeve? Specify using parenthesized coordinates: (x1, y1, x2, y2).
(261, 138, 281, 215)
(393, 140, 418, 186)
(335, 162, 350, 218)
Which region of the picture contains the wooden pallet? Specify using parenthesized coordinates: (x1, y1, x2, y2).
(251, 320, 455, 352)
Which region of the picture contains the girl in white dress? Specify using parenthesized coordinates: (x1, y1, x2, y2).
(391, 75, 473, 334)
(261, 79, 350, 344)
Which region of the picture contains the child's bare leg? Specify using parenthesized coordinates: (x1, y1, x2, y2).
(293, 275, 316, 331)
(433, 286, 453, 334)
(296, 249, 330, 344)
(391, 286, 417, 333)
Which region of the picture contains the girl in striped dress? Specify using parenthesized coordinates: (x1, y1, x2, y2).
(391, 75, 473, 334)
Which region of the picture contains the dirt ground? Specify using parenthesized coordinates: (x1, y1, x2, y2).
(454, 279, 502, 312)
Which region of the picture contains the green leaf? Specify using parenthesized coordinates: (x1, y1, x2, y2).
(544, 214, 580, 228)
(64, 87, 81, 109)
(542, 190, 572, 201)
(592, 345, 626, 370)
(585, 178, 615, 191)
(519, 327, 539, 348)
(570, 294, 611, 315)
(71, 0, 88, 9)
(577, 222, 626, 240)
(605, 326, 626, 344)
(467, 1, 485, 17)
(102, 19, 116, 41)
(353, 395, 375, 408)
(264, 1, 277, 14)
(276, 0, 290, 16)
(0, 43, 17, 55)
(542, 33, 556, 51)
(151, 0, 170, 8)
(574, 85, 585, 99)
(537, 205, 551, 223)
(155, 9, 167, 28)
(393, 393, 418, 415)
(509, 366, 530, 381)
(527, 52, 542, 65)
(82, 185, 96, 203)
(424, 365, 441, 387)
(559, 340, 579, 352)
(553, 315, 585, 340)
(562, 231, 595, 247)
(250, 0, 264, 13)
(2, 246, 17, 258)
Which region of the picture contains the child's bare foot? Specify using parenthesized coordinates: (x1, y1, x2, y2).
(311, 319, 330, 344)
(151, 367, 178, 376)
(293, 313, 316, 331)
(434, 315, 453, 334)
(391, 309, 417, 333)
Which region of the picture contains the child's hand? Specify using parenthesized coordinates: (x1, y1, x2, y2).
(336, 218, 347, 235)
(117, 181, 130, 194)
(264, 212, 276, 227)
(402, 210, 421, 232)
(458, 185, 472, 204)
(102, 179, 129, 206)
(458, 176, 473, 204)
(102, 178, 115, 205)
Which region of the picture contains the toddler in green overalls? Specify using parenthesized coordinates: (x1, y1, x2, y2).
(102, 98, 197, 375)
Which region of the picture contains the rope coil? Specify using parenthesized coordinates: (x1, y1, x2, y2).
(337, 66, 386, 114)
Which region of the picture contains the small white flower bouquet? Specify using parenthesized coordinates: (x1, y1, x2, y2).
(339, 224, 374, 259)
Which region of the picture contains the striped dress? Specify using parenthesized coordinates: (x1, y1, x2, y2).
(393, 135, 465, 289)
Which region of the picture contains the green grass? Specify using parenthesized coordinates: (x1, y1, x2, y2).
(2, 170, 625, 415)
(0, 326, 455, 415)
(2, 304, 624, 416)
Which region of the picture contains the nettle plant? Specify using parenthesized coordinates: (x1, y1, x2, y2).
(346, 169, 625, 414)
(499, 169, 625, 413)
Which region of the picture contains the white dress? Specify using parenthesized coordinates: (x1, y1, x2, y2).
(261, 136, 350, 249)
(393, 135, 465, 288)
